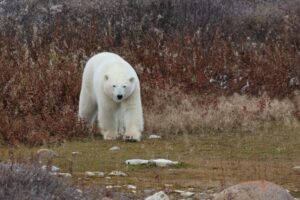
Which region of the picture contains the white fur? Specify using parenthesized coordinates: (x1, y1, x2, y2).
(78, 52, 144, 141)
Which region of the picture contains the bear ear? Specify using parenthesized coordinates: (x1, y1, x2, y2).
(129, 77, 135, 83)
(104, 75, 109, 81)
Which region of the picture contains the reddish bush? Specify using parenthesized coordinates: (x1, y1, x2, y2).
(0, 0, 299, 145)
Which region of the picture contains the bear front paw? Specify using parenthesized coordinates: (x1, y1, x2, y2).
(103, 131, 119, 140)
(123, 133, 141, 142)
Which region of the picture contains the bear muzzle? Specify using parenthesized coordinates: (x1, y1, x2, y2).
(117, 94, 123, 100)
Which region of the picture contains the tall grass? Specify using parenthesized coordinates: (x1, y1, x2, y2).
(0, 0, 300, 145)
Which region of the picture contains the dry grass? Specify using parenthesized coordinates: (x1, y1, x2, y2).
(0, 0, 300, 145)
(145, 89, 300, 135)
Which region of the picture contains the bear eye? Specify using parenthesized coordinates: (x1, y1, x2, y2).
(112, 85, 116, 88)
(123, 85, 127, 88)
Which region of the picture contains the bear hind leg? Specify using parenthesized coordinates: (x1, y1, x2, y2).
(78, 93, 97, 125)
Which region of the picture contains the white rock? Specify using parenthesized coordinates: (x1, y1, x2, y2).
(106, 185, 121, 189)
(148, 135, 161, 139)
(50, 4, 63, 13)
(289, 77, 300, 86)
(75, 189, 83, 195)
(125, 159, 149, 165)
(109, 146, 120, 151)
(145, 191, 169, 200)
(173, 190, 184, 194)
(149, 159, 179, 167)
(293, 166, 300, 170)
(72, 151, 81, 155)
(84, 171, 105, 177)
(173, 190, 195, 198)
(85, 171, 95, 177)
(41, 165, 60, 172)
(108, 170, 128, 176)
(94, 171, 105, 177)
(128, 185, 137, 189)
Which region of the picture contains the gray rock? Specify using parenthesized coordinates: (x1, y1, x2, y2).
(109, 146, 120, 151)
(148, 135, 161, 139)
(289, 77, 300, 86)
(145, 191, 169, 200)
(85, 171, 105, 177)
(108, 171, 128, 177)
(72, 151, 81, 155)
(213, 181, 294, 200)
(41, 165, 60, 172)
(127, 185, 137, 189)
(293, 166, 300, 170)
(173, 190, 195, 198)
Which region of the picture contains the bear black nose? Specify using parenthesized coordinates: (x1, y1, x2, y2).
(117, 95, 123, 100)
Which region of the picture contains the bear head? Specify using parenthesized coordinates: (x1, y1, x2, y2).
(103, 74, 135, 103)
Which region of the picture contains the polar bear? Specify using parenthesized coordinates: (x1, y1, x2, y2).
(78, 52, 143, 141)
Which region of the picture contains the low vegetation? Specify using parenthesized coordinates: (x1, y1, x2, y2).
(0, 0, 300, 145)
(0, 162, 87, 199)
(1, 128, 300, 198)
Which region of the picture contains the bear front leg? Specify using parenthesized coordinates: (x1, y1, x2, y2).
(98, 109, 119, 140)
(123, 103, 143, 142)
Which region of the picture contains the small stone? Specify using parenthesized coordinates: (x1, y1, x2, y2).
(50, 4, 63, 13)
(125, 159, 149, 165)
(172, 190, 195, 199)
(50, 172, 72, 178)
(180, 191, 195, 198)
(94, 171, 105, 177)
(85, 171, 105, 177)
(59, 173, 72, 178)
(109, 146, 120, 151)
(127, 185, 137, 189)
(72, 151, 81, 155)
(108, 170, 128, 176)
(148, 135, 161, 139)
(75, 189, 83, 195)
(145, 191, 169, 200)
(106, 185, 121, 189)
(41, 165, 60, 172)
(85, 171, 95, 177)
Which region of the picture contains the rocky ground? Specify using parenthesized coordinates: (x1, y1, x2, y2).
(1, 129, 300, 199)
